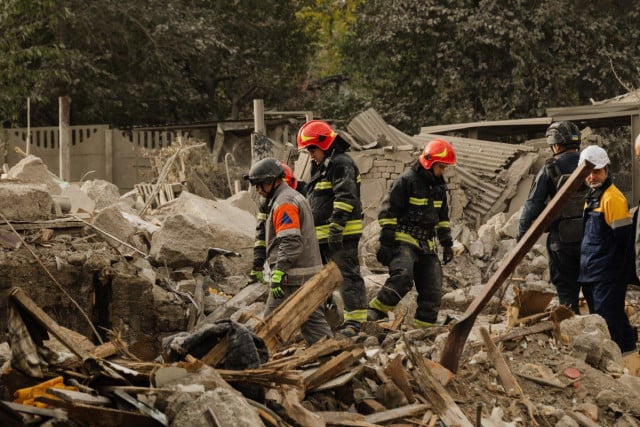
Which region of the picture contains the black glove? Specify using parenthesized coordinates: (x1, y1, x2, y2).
(376, 245, 394, 266)
(442, 246, 454, 265)
(327, 223, 344, 252)
(379, 227, 396, 247)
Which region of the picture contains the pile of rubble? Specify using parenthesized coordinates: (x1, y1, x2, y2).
(1, 149, 639, 427)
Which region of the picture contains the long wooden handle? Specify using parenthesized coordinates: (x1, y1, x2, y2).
(440, 159, 594, 373)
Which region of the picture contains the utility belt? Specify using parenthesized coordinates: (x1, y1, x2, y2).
(397, 224, 435, 241)
(396, 225, 437, 253)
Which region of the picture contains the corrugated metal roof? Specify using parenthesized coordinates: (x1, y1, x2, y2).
(420, 117, 552, 134)
(348, 108, 418, 148)
(414, 132, 539, 225)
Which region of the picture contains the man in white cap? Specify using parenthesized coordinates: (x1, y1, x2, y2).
(578, 145, 636, 353)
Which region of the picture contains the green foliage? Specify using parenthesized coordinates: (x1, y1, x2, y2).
(0, 0, 310, 126)
(341, 0, 640, 134)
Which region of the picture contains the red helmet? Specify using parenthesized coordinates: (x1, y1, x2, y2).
(419, 138, 457, 170)
(296, 120, 337, 151)
(280, 162, 298, 190)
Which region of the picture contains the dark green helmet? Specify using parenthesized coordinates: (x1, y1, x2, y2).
(546, 121, 580, 148)
(243, 157, 285, 186)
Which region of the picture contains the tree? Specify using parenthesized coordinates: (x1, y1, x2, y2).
(0, 0, 311, 127)
(341, 0, 640, 134)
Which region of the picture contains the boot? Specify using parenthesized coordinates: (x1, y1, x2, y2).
(336, 321, 360, 338)
(367, 308, 388, 321)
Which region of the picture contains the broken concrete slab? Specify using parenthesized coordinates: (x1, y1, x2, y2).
(0, 182, 53, 221)
(7, 155, 64, 195)
(81, 179, 121, 210)
(91, 205, 146, 257)
(149, 214, 216, 268)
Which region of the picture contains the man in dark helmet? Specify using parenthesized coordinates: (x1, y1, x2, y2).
(247, 161, 306, 286)
(244, 157, 332, 344)
(518, 121, 593, 314)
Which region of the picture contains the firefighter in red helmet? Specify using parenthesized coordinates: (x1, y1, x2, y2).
(368, 139, 457, 328)
(297, 120, 367, 337)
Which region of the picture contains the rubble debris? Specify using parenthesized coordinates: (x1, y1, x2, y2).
(1, 142, 639, 427)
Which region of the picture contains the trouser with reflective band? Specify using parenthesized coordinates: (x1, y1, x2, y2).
(547, 234, 593, 314)
(588, 279, 637, 353)
(370, 244, 442, 324)
(264, 285, 333, 345)
(320, 240, 367, 324)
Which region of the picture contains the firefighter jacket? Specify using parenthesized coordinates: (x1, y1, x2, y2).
(578, 177, 633, 283)
(252, 198, 269, 269)
(265, 182, 323, 286)
(378, 161, 452, 254)
(306, 151, 363, 243)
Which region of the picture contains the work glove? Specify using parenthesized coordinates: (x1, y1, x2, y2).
(379, 227, 396, 247)
(442, 246, 454, 265)
(376, 245, 394, 266)
(270, 269, 287, 299)
(327, 223, 344, 252)
(246, 269, 265, 285)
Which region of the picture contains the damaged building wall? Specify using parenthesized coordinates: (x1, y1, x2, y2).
(349, 146, 465, 225)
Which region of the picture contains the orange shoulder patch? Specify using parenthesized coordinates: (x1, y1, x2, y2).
(272, 203, 301, 233)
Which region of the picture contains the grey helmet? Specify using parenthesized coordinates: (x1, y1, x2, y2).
(545, 121, 581, 148)
(243, 157, 285, 186)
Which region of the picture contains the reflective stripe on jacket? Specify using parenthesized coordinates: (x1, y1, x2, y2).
(306, 151, 363, 243)
(378, 161, 452, 253)
(579, 178, 632, 283)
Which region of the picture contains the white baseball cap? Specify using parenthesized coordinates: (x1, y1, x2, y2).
(579, 145, 610, 169)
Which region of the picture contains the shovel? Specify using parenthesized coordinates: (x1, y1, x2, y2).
(440, 159, 594, 373)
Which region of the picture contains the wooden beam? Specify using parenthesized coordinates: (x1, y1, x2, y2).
(304, 348, 363, 390)
(46, 388, 112, 406)
(440, 160, 595, 372)
(201, 262, 343, 366)
(363, 403, 431, 424)
(10, 287, 92, 362)
(479, 327, 538, 425)
(402, 335, 472, 427)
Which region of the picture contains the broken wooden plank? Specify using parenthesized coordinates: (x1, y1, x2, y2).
(263, 337, 355, 370)
(282, 388, 324, 427)
(256, 262, 343, 351)
(356, 399, 387, 415)
(203, 282, 268, 324)
(313, 365, 364, 392)
(0, 218, 84, 231)
(480, 327, 521, 397)
(46, 388, 112, 406)
(479, 327, 538, 425)
(90, 341, 119, 359)
(402, 335, 473, 427)
(385, 355, 415, 403)
(493, 320, 554, 343)
(112, 389, 168, 427)
(0, 400, 67, 422)
(216, 368, 303, 388)
(9, 287, 93, 362)
(202, 262, 343, 366)
(304, 348, 363, 390)
(440, 160, 595, 373)
(318, 411, 365, 424)
(39, 398, 163, 427)
(363, 403, 431, 424)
